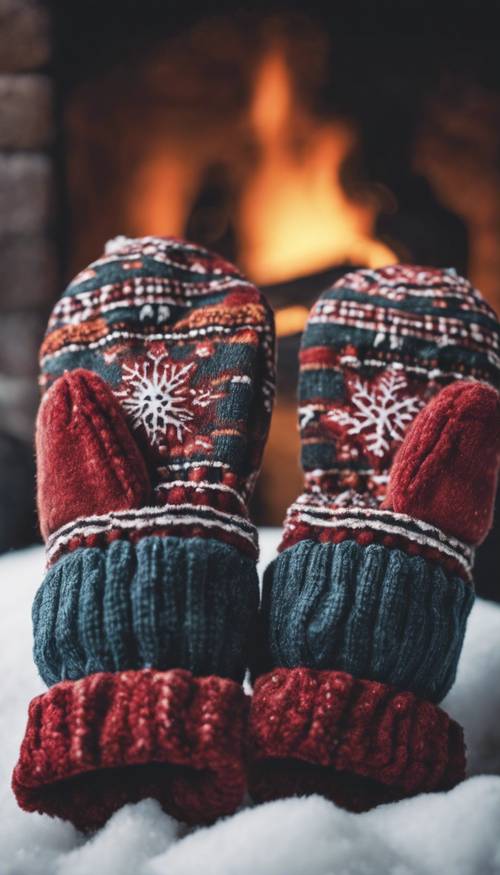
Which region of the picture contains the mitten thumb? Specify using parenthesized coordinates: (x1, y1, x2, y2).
(37, 369, 151, 540)
(382, 380, 500, 545)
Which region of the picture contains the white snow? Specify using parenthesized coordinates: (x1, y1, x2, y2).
(1, 532, 500, 875)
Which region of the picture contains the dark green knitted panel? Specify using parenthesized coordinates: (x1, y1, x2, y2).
(260, 540, 474, 702)
(33, 537, 259, 686)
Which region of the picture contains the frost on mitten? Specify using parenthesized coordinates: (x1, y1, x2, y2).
(12, 236, 275, 829)
(249, 265, 500, 812)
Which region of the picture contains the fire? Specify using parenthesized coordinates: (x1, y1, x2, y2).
(127, 149, 198, 239)
(238, 49, 396, 285)
(275, 305, 310, 337)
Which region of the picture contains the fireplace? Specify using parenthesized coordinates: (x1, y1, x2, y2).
(1, 2, 499, 588)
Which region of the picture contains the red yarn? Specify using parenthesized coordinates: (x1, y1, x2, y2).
(37, 369, 151, 540)
(12, 669, 248, 830)
(247, 668, 465, 812)
(383, 381, 500, 544)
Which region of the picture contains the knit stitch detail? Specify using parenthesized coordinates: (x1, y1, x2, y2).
(33, 537, 259, 686)
(260, 540, 473, 702)
(45, 503, 259, 565)
(12, 669, 248, 830)
(280, 498, 474, 582)
(248, 668, 465, 811)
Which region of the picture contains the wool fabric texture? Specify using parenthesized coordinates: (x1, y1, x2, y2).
(248, 668, 465, 812)
(261, 266, 500, 696)
(33, 537, 259, 686)
(384, 380, 500, 545)
(12, 669, 248, 830)
(260, 540, 473, 702)
(37, 368, 151, 542)
(31, 235, 275, 684)
(297, 264, 500, 511)
(38, 235, 275, 562)
(13, 236, 276, 828)
(250, 266, 499, 811)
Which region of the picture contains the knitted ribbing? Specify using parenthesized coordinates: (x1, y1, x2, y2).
(248, 668, 465, 811)
(12, 669, 248, 830)
(260, 540, 473, 702)
(33, 537, 259, 686)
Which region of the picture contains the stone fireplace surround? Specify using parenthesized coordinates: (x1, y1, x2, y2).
(0, 0, 54, 444)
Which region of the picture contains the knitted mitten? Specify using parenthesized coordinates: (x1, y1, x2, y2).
(12, 236, 275, 829)
(248, 265, 500, 811)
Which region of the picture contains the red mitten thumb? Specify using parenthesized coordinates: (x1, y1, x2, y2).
(382, 381, 500, 545)
(37, 369, 151, 540)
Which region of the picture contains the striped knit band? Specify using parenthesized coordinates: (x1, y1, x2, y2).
(248, 668, 465, 812)
(280, 497, 474, 583)
(260, 539, 473, 702)
(45, 503, 258, 566)
(12, 669, 248, 830)
(303, 266, 500, 381)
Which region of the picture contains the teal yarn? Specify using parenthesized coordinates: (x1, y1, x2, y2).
(33, 536, 259, 686)
(260, 540, 474, 703)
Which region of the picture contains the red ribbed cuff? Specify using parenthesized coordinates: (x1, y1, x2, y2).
(248, 668, 465, 811)
(12, 669, 248, 830)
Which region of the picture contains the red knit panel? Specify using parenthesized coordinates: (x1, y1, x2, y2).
(37, 369, 151, 540)
(248, 668, 465, 810)
(12, 669, 248, 830)
(383, 381, 500, 544)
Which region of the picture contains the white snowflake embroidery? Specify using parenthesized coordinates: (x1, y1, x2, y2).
(115, 351, 218, 444)
(327, 368, 423, 459)
(298, 405, 317, 429)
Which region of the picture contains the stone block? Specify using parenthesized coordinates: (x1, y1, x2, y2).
(0, 233, 58, 309)
(0, 310, 44, 376)
(0, 153, 53, 234)
(0, 74, 53, 147)
(0, 0, 50, 73)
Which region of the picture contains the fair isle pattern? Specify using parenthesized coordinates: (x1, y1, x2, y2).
(281, 497, 474, 583)
(309, 297, 500, 370)
(115, 352, 225, 445)
(301, 365, 425, 466)
(45, 503, 259, 566)
(299, 265, 500, 502)
(47, 276, 261, 328)
(329, 264, 494, 312)
(39, 237, 276, 527)
(44, 236, 275, 406)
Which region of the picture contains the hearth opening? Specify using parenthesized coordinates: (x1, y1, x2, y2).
(51, 3, 500, 535)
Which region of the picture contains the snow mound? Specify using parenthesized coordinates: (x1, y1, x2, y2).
(1, 537, 500, 875)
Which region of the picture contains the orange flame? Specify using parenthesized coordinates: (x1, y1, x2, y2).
(238, 49, 396, 285)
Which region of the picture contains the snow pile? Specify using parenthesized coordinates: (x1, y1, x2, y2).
(1, 536, 500, 875)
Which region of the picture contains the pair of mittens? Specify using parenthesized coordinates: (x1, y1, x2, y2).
(12, 236, 276, 830)
(13, 255, 500, 826)
(249, 265, 500, 810)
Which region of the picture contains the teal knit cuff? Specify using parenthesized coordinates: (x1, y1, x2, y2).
(33, 536, 259, 686)
(260, 539, 474, 702)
